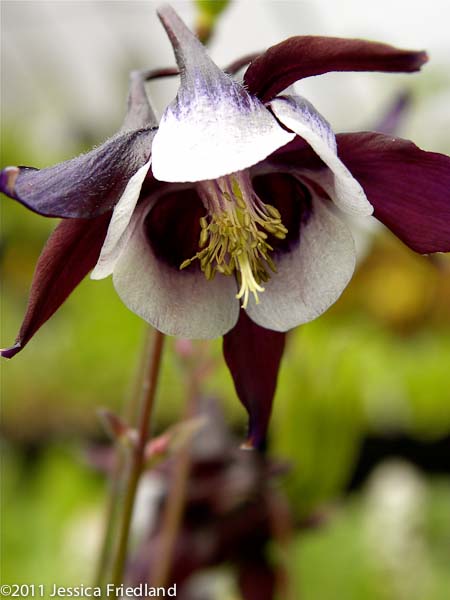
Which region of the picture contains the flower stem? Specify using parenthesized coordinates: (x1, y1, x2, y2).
(94, 331, 156, 587)
(110, 329, 165, 586)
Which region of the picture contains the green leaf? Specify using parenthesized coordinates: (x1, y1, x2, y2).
(195, 0, 230, 18)
(194, 0, 231, 43)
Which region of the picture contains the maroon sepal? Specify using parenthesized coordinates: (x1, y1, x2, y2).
(263, 135, 324, 173)
(223, 311, 286, 449)
(337, 132, 450, 253)
(1, 213, 111, 358)
(244, 35, 427, 102)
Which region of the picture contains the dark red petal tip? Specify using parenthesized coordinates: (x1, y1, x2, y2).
(223, 311, 286, 449)
(0, 342, 22, 359)
(244, 35, 428, 102)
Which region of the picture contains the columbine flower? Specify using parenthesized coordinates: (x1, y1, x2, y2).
(1, 6, 449, 445)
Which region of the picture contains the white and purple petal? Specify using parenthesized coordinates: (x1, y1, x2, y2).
(1, 70, 158, 219)
(91, 158, 152, 279)
(0, 129, 155, 218)
(269, 95, 373, 216)
(151, 6, 294, 183)
(245, 195, 356, 331)
(112, 200, 240, 339)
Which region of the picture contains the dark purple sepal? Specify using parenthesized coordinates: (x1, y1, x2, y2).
(244, 36, 427, 102)
(337, 132, 450, 253)
(1, 213, 111, 359)
(121, 71, 159, 132)
(128, 52, 262, 86)
(224, 52, 261, 76)
(372, 91, 411, 135)
(223, 311, 286, 449)
(263, 135, 325, 172)
(0, 127, 155, 218)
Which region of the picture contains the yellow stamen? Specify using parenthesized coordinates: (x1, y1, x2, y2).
(180, 171, 287, 307)
(235, 254, 265, 309)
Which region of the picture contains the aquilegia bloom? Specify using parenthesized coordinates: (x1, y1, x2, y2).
(2, 6, 450, 445)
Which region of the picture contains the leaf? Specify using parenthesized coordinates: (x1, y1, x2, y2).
(195, 0, 230, 18)
(194, 0, 231, 43)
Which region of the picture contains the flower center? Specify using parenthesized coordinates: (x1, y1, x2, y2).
(180, 171, 287, 308)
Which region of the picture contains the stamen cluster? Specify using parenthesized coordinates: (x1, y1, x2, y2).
(180, 172, 287, 308)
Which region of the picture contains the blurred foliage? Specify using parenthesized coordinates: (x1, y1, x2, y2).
(292, 474, 450, 600)
(195, 0, 230, 18)
(194, 0, 231, 43)
(1, 444, 103, 588)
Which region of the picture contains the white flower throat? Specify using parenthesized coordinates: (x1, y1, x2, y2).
(180, 171, 288, 308)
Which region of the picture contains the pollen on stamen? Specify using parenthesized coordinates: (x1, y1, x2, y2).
(180, 171, 287, 308)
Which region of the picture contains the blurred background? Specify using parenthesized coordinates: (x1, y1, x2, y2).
(1, 1, 450, 598)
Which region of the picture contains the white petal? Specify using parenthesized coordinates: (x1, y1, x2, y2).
(112, 203, 240, 339)
(151, 6, 294, 182)
(245, 198, 356, 331)
(269, 95, 373, 216)
(335, 211, 380, 263)
(91, 159, 151, 280)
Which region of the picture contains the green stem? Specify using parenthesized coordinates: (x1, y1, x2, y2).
(94, 329, 153, 587)
(110, 329, 165, 586)
(94, 331, 155, 588)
